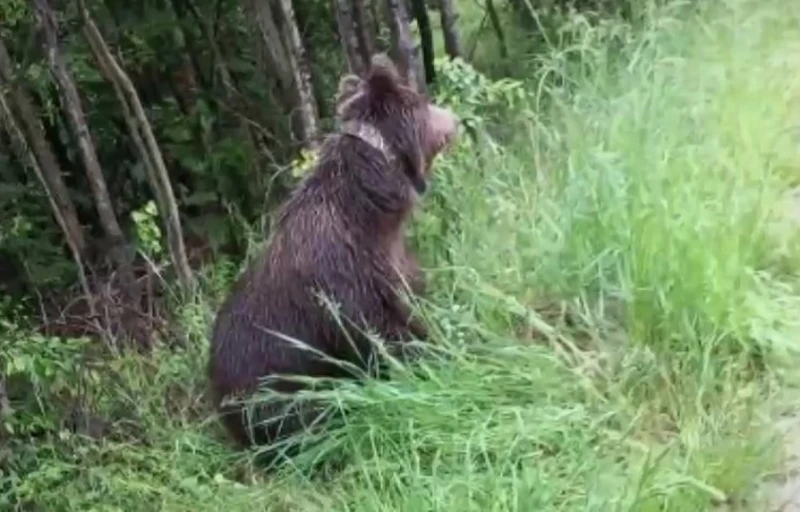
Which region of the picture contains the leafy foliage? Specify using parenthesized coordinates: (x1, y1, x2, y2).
(131, 200, 164, 260)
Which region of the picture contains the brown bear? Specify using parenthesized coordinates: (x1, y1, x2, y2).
(207, 54, 459, 458)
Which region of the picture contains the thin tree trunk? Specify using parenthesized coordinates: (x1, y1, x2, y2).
(0, 38, 86, 257)
(246, 0, 315, 148)
(184, 0, 238, 96)
(34, 0, 147, 348)
(409, 0, 435, 84)
(0, 75, 94, 312)
(165, 0, 207, 91)
(245, 0, 294, 99)
(168, 28, 201, 114)
(163, 0, 213, 166)
(368, 0, 382, 45)
(438, 0, 461, 59)
(485, 0, 509, 61)
(32, 0, 126, 253)
(166, 0, 215, 163)
(384, 0, 423, 91)
(507, 0, 535, 28)
(467, 12, 488, 61)
(352, 0, 375, 68)
(80, 2, 194, 289)
(0, 376, 9, 424)
(334, 0, 366, 75)
(275, 0, 320, 149)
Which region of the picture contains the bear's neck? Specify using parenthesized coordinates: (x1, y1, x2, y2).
(339, 120, 426, 196)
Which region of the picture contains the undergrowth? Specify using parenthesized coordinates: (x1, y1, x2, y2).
(3, 0, 800, 509)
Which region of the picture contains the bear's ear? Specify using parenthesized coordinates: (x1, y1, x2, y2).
(336, 74, 363, 104)
(335, 73, 364, 118)
(365, 53, 403, 97)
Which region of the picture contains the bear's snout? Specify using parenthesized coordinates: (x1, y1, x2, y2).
(429, 105, 459, 153)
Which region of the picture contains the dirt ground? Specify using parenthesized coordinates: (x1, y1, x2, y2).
(763, 415, 800, 511)
(762, 190, 800, 511)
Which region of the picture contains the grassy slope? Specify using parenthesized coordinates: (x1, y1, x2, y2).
(6, 0, 800, 510)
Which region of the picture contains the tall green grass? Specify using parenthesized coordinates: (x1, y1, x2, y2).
(4, 0, 800, 510)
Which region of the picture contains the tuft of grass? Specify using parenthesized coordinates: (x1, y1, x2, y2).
(4, 0, 800, 510)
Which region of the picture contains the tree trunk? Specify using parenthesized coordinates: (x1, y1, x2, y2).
(80, 2, 195, 290)
(384, 0, 423, 91)
(275, 0, 320, 149)
(32, 0, 126, 253)
(368, 0, 382, 47)
(0, 38, 86, 257)
(184, 0, 238, 96)
(351, 0, 375, 68)
(506, 0, 535, 28)
(334, 0, 366, 75)
(485, 0, 509, 61)
(0, 67, 94, 311)
(245, 0, 294, 100)
(246, 0, 319, 148)
(437, 0, 461, 59)
(409, 0, 435, 84)
(165, 0, 207, 93)
(168, 27, 201, 115)
(0, 376, 9, 424)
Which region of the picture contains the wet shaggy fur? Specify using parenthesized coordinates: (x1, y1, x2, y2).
(208, 54, 458, 457)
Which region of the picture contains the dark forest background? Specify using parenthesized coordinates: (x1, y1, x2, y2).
(0, 0, 633, 344)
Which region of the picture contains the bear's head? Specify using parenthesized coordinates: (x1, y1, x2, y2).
(334, 54, 459, 195)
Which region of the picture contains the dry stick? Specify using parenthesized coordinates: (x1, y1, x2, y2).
(79, 3, 194, 290)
